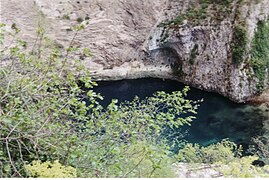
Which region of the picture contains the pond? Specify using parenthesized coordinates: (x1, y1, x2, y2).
(93, 78, 268, 152)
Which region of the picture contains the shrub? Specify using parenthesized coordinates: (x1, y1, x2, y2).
(176, 139, 269, 178)
(176, 139, 242, 164)
(216, 156, 269, 178)
(0, 22, 200, 177)
(25, 160, 77, 178)
(0, 21, 100, 177)
(103, 141, 175, 178)
(249, 136, 269, 164)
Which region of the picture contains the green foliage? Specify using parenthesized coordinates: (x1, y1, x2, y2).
(231, 25, 248, 64)
(159, 0, 235, 28)
(176, 139, 242, 164)
(216, 156, 269, 178)
(0, 23, 200, 178)
(0, 22, 100, 177)
(176, 139, 269, 178)
(250, 19, 269, 91)
(68, 87, 200, 177)
(249, 136, 269, 164)
(0, 23, 6, 45)
(102, 141, 175, 178)
(176, 143, 203, 163)
(25, 160, 77, 178)
(159, 7, 207, 28)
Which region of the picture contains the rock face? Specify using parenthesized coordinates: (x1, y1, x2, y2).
(146, 0, 269, 103)
(1, 0, 269, 102)
(172, 163, 223, 178)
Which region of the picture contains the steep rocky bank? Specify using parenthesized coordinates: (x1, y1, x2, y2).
(1, 0, 269, 103)
(146, 0, 269, 103)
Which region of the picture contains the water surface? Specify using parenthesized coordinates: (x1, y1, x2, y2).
(93, 78, 268, 149)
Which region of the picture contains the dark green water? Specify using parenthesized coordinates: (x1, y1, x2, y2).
(93, 78, 268, 149)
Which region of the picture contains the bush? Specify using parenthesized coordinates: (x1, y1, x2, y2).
(0, 22, 200, 177)
(176, 139, 242, 164)
(102, 141, 175, 178)
(176, 139, 269, 178)
(216, 156, 269, 178)
(25, 160, 77, 178)
(249, 136, 269, 164)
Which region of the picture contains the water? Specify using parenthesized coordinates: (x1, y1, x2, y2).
(93, 78, 268, 149)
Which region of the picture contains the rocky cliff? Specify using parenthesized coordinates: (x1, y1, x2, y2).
(1, 0, 269, 102)
(147, 0, 269, 103)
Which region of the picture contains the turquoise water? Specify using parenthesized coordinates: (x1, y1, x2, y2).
(93, 78, 268, 150)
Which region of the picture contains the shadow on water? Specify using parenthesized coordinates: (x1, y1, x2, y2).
(93, 78, 268, 150)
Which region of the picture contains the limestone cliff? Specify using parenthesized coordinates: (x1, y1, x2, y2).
(1, 0, 269, 102)
(147, 0, 269, 103)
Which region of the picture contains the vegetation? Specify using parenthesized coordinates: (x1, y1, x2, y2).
(1, 18, 268, 178)
(216, 156, 269, 178)
(231, 25, 248, 65)
(159, 0, 235, 28)
(249, 136, 269, 165)
(176, 139, 242, 164)
(157, 0, 239, 55)
(0, 22, 200, 177)
(25, 160, 77, 178)
(177, 140, 269, 178)
(250, 19, 269, 91)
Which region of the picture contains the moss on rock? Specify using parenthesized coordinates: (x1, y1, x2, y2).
(231, 25, 248, 65)
(250, 19, 269, 91)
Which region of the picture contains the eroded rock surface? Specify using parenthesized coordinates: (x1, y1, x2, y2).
(1, 0, 269, 102)
(146, 0, 269, 102)
(173, 163, 223, 178)
(1, 0, 164, 68)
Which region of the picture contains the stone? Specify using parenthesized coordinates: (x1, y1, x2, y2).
(172, 163, 224, 178)
(1, 0, 269, 103)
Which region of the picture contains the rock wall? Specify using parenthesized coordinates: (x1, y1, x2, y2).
(1, 0, 170, 67)
(1, 0, 269, 102)
(146, 0, 269, 102)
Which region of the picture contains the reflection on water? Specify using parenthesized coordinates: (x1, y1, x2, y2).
(93, 78, 269, 148)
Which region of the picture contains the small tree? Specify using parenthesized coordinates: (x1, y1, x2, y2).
(0, 22, 200, 177)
